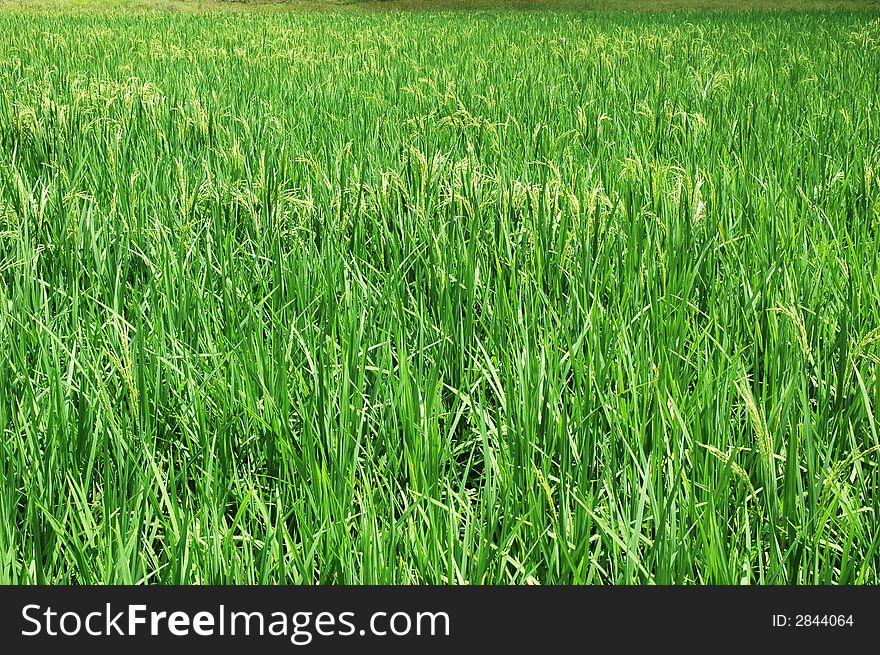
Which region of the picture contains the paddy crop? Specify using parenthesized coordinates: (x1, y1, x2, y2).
(0, 8, 879, 584)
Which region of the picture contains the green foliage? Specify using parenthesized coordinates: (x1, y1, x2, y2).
(0, 9, 879, 583)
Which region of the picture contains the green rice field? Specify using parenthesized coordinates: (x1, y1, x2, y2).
(1, 3, 879, 584)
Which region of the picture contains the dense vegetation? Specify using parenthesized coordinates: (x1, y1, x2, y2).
(1, 8, 879, 583)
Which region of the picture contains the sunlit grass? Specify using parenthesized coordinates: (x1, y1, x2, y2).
(0, 8, 878, 584)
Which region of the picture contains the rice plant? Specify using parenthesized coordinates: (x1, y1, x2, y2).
(0, 6, 878, 584)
